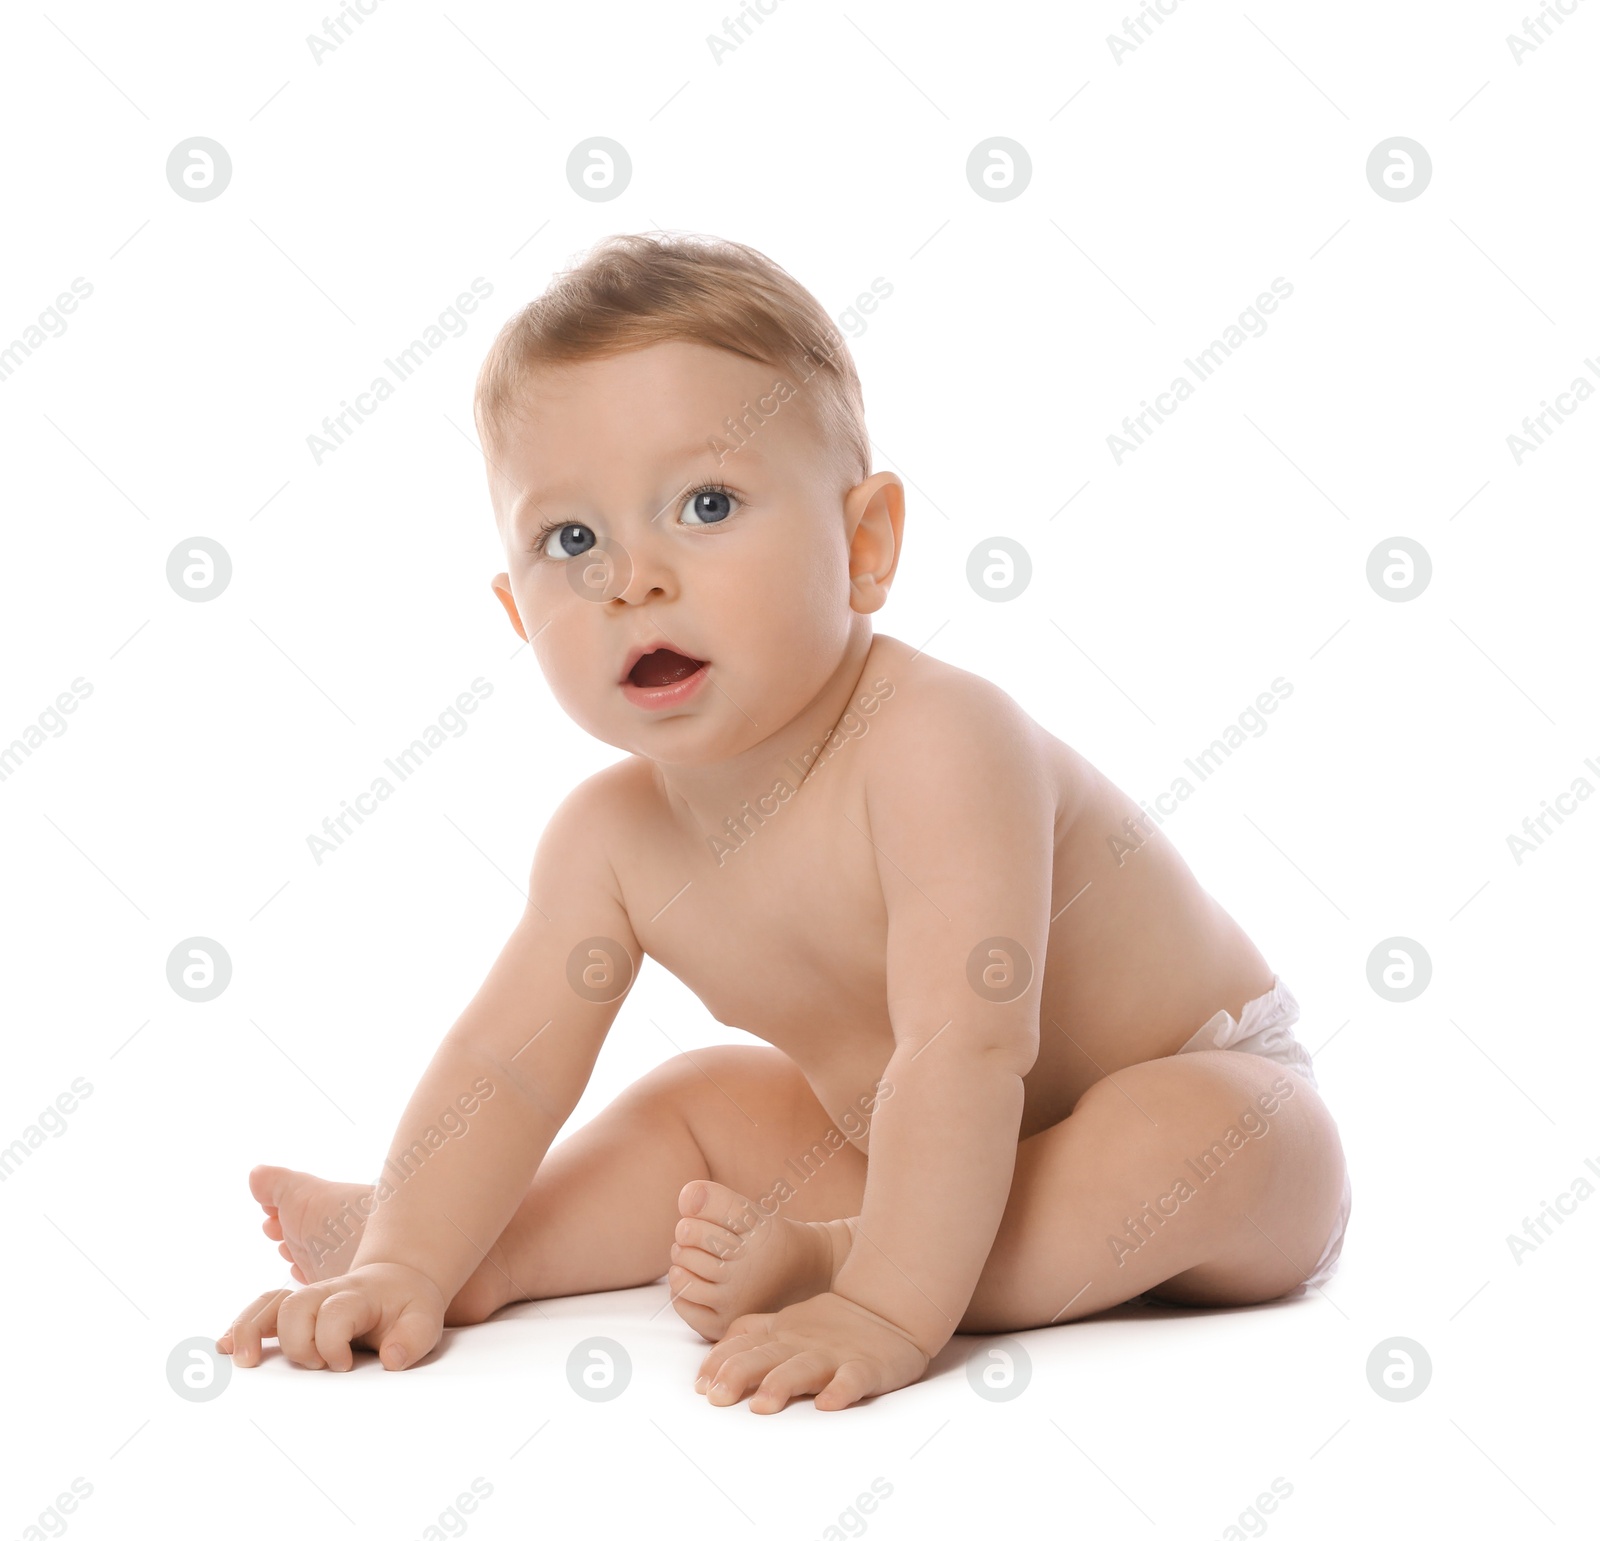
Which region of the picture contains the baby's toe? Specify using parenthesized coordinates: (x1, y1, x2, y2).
(674, 1216, 744, 1263)
(672, 1298, 725, 1343)
(677, 1179, 758, 1232)
(667, 1270, 730, 1341)
(667, 1262, 722, 1300)
(670, 1242, 730, 1281)
(248, 1163, 294, 1210)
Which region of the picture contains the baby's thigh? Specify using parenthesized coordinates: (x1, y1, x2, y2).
(1138, 1048, 1346, 1304)
(962, 1048, 1345, 1329)
(617, 1044, 868, 1222)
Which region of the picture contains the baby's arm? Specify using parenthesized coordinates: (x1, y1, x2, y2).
(698, 688, 1051, 1410)
(828, 690, 1051, 1350)
(221, 775, 640, 1371)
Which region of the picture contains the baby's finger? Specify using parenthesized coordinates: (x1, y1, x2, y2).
(704, 1342, 788, 1406)
(276, 1285, 331, 1369)
(750, 1349, 833, 1415)
(220, 1288, 292, 1367)
(815, 1357, 879, 1411)
(377, 1302, 442, 1371)
(695, 1321, 767, 1386)
(313, 1290, 378, 1372)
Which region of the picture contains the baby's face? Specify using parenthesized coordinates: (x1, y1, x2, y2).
(489, 340, 886, 763)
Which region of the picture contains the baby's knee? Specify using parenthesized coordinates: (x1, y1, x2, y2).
(628, 1044, 800, 1114)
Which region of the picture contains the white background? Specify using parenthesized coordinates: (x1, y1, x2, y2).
(2, 2, 1596, 1537)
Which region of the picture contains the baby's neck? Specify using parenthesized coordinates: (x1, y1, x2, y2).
(653, 625, 881, 839)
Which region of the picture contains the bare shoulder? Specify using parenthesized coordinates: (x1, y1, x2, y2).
(862, 634, 1048, 766)
(554, 756, 663, 840)
(532, 758, 659, 898)
(860, 634, 1095, 819)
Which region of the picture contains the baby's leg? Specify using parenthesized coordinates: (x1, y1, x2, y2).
(960, 1046, 1348, 1329)
(687, 1046, 1346, 1337)
(249, 1044, 865, 1329)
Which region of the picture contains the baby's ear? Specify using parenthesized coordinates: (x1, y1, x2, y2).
(845, 472, 904, 614)
(490, 574, 528, 641)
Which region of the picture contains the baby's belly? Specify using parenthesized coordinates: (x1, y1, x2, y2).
(787, 1044, 895, 1156)
(760, 883, 1272, 1148)
(798, 1046, 1101, 1153)
(1020, 950, 1276, 1133)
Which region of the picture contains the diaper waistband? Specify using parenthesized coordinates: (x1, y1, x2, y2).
(1177, 974, 1317, 1088)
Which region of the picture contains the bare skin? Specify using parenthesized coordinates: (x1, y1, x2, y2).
(219, 339, 1348, 1411)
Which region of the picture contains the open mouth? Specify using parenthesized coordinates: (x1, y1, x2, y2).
(627, 648, 707, 689)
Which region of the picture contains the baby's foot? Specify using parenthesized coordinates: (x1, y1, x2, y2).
(244, 1164, 520, 1329)
(249, 1164, 376, 1284)
(668, 1180, 855, 1342)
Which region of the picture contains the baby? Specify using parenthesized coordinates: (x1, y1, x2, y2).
(218, 232, 1351, 1414)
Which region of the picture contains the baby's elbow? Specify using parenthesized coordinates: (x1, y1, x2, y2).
(977, 1029, 1039, 1080)
(903, 1025, 1037, 1080)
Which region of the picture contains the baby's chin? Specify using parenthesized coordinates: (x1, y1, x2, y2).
(602, 709, 784, 773)
(613, 712, 754, 763)
(563, 699, 733, 763)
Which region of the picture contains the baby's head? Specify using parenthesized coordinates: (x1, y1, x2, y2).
(474, 232, 903, 763)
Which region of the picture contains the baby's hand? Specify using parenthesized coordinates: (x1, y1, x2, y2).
(216, 1262, 446, 1372)
(694, 1291, 931, 1413)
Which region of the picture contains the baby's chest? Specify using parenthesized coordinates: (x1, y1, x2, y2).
(629, 793, 892, 1036)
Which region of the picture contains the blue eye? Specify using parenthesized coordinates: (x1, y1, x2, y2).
(681, 483, 739, 525)
(536, 522, 597, 561)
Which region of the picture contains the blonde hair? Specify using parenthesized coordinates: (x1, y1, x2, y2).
(473, 231, 871, 493)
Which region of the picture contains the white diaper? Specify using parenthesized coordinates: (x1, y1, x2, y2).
(1169, 975, 1351, 1296)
